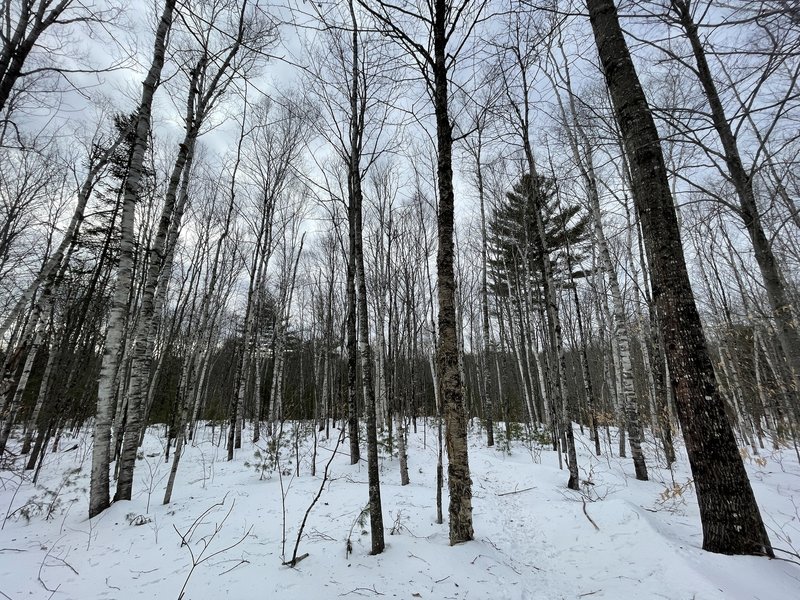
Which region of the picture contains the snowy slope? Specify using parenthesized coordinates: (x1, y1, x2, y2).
(1, 422, 798, 600)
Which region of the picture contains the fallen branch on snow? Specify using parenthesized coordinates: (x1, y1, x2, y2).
(497, 486, 536, 497)
(582, 498, 600, 531)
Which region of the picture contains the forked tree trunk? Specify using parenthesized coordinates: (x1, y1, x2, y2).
(566, 247, 601, 456)
(89, 0, 176, 518)
(119, 13, 250, 494)
(0, 0, 76, 115)
(509, 41, 579, 487)
(116, 119, 198, 502)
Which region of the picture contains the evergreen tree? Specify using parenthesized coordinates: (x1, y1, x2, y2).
(489, 172, 590, 300)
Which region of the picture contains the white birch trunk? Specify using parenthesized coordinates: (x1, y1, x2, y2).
(89, 0, 176, 519)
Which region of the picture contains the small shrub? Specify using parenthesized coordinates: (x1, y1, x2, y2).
(11, 467, 81, 522)
(245, 435, 292, 480)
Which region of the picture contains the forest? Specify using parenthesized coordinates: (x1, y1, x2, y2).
(0, 0, 799, 598)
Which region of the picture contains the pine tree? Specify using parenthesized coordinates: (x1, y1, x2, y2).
(489, 173, 590, 300)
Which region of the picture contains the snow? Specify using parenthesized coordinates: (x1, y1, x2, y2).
(1, 422, 798, 600)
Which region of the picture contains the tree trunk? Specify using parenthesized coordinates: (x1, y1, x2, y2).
(588, 0, 773, 556)
(475, 145, 495, 446)
(348, 1, 384, 553)
(555, 81, 646, 477)
(432, 0, 473, 544)
(346, 191, 360, 465)
(21, 334, 56, 456)
(115, 121, 198, 502)
(90, 0, 176, 518)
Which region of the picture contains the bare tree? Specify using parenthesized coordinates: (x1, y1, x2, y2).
(115, 0, 277, 502)
(0, 0, 124, 144)
(587, 0, 773, 556)
(89, 0, 176, 519)
(494, 8, 583, 488)
(356, 0, 490, 545)
(547, 37, 647, 479)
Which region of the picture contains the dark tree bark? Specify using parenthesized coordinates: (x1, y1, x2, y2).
(348, 0, 384, 553)
(432, 0, 474, 544)
(353, 162, 385, 554)
(587, 0, 773, 556)
(346, 179, 361, 465)
(357, 0, 476, 548)
(0, 0, 72, 115)
(472, 127, 495, 448)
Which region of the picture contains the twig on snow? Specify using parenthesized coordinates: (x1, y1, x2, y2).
(37, 536, 67, 592)
(338, 586, 384, 597)
(173, 496, 252, 599)
(497, 486, 536, 497)
(582, 498, 600, 531)
(105, 577, 121, 591)
(218, 558, 250, 575)
(470, 553, 522, 576)
(47, 553, 79, 575)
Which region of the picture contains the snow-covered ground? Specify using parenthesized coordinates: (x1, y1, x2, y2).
(1, 421, 798, 599)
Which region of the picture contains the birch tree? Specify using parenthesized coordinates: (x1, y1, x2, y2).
(115, 0, 276, 501)
(90, 0, 176, 518)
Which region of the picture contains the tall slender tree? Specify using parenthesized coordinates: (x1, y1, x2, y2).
(357, 0, 490, 543)
(89, 0, 176, 519)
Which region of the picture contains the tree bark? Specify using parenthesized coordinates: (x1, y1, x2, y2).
(89, 0, 176, 518)
(346, 184, 361, 465)
(432, 0, 473, 544)
(0, 0, 74, 116)
(115, 116, 198, 502)
(588, 0, 773, 556)
(476, 146, 495, 447)
(349, 1, 384, 553)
